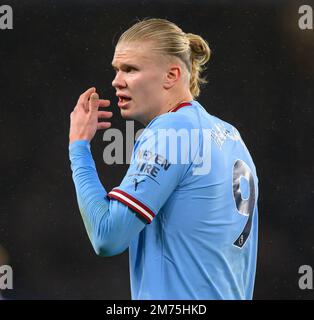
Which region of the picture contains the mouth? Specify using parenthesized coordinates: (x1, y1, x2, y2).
(117, 94, 132, 108)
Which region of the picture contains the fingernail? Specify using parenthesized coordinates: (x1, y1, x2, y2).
(91, 92, 99, 99)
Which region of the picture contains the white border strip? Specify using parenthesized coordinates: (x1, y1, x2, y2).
(109, 190, 154, 222)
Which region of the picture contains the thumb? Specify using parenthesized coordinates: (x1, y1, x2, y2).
(89, 92, 99, 111)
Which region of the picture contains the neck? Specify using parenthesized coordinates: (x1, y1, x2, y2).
(157, 93, 194, 119)
(141, 92, 194, 126)
(166, 95, 193, 112)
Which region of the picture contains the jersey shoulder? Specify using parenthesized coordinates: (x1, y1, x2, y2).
(147, 110, 197, 131)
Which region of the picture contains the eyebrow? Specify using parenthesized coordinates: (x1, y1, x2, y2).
(111, 62, 139, 70)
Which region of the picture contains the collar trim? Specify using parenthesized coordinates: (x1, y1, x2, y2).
(168, 102, 192, 113)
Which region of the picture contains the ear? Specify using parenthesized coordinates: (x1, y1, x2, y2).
(163, 65, 181, 89)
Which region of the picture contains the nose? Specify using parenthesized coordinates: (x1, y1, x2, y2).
(112, 71, 126, 89)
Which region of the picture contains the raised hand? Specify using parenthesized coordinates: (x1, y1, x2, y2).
(69, 87, 112, 143)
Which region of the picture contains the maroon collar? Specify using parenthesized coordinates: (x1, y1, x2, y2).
(168, 102, 192, 113)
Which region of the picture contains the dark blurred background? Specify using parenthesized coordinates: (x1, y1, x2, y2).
(0, 0, 313, 299)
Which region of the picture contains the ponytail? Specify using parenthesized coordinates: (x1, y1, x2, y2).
(186, 33, 211, 98)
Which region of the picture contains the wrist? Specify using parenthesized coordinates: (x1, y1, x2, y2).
(69, 136, 90, 144)
(69, 140, 91, 153)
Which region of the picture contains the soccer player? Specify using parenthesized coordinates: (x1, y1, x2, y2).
(69, 18, 258, 299)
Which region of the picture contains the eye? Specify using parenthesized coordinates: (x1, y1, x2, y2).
(126, 66, 137, 73)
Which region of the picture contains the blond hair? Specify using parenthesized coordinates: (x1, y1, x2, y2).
(117, 18, 211, 98)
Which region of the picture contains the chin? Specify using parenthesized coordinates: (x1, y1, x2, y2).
(121, 109, 138, 121)
(120, 109, 134, 120)
(120, 109, 144, 124)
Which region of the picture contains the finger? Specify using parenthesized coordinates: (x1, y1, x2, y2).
(77, 87, 96, 108)
(89, 92, 100, 112)
(98, 111, 113, 119)
(97, 122, 111, 130)
(98, 99, 111, 108)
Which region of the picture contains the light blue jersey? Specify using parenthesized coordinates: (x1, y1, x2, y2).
(107, 100, 259, 300)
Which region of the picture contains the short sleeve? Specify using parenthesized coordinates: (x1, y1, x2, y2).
(107, 114, 195, 223)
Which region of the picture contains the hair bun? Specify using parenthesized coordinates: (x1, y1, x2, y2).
(186, 33, 211, 64)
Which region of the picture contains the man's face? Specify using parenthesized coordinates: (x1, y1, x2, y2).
(112, 41, 167, 125)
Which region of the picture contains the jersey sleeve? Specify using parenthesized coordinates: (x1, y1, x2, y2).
(107, 114, 195, 224)
(69, 140, 146, 257)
